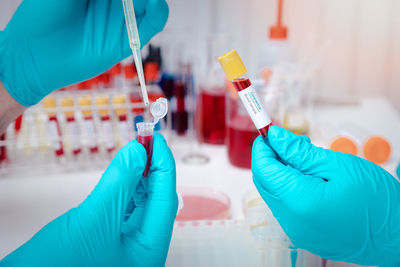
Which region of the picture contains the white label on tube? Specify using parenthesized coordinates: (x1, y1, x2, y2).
(83, 120, 97, 147)
(102, 121, 115, 149)
(67, 121, 81, 151)
(48, 120, 61, 150)
(238, 85, 271, 129)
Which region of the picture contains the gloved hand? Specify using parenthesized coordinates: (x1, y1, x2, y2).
(1, 133, 178, 266)
(252, 126, 400, 267)
(0, 0, 168, 106)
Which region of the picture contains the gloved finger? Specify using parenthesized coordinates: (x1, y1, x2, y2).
(252, 136, 326, 201)
(137, 0, 169, 46)
(83, 141, 147, 220)
(267, 126, 338, 178)
(138, 133, 178, 242)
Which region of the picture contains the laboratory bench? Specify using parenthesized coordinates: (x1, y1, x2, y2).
(0, 97, 398, 266)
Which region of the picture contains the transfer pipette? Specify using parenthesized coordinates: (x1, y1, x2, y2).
(122, 0, 149, 106)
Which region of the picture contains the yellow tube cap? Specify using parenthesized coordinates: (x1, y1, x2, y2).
(363, 136, 391, 164)
(112, 95, 127, 116)
(60, 97, 75, 118)
(43, 96, 57, 116)
(218, 50, 247, 81)
(95, 95, 110, 117)
(78, 96, 93, 117)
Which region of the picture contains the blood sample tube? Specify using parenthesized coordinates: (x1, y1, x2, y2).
(112, 95, 131, 146)
(14, 114, 23, 135)
(218, 50, 272, 138)
(43, 96, 64, 157)
(60, 97, 82, 156)
(0, 133, 7, 166)
(137, 122, 154, 177)
(95, 95, 116, 154)
(78, 96, 99, 154)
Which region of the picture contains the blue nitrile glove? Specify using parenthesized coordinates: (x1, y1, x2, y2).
(0, 0, 168, 106)
(252, 126, 400, 267)
(1, 133, 178, 266)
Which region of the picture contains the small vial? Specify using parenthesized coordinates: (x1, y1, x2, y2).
(43, 96, 64, 157)
(137, 122, 154, 177)
(136, 97, 168, 177)
(218, 50, 272, 138)
(0, 133, 7, 166)
(61, 97, 82, 156)
(78, 96, 99, 154)
(112, 95, 131, 146)
(95, 95, 116, 154)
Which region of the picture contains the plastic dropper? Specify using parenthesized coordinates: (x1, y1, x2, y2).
(122, 0, 149, 106)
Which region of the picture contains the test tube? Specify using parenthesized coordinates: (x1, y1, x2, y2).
(137, 122, 154, 177)
(43, 96, 64, 158)
(78, 96, 99, 154)
(95, 95, 116, 154)
(112, 94, 131, 147)
(218, 50, 272, 138)
(60, 97, 82, 156)
(0, 133, 7, 166)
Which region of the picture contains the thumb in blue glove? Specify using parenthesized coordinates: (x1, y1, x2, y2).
(252, 126, 400, 266)
(0, 0, 169, 106)
(1, 133, 178, 266)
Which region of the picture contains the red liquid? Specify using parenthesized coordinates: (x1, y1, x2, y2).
(197, 89, 226, 144)
(176, 195, 230, 221)
(49, 116, 64, 157)
(172, 82, 188, 135)
(66, 117, 82, 156)
(227, 116, 259, 169)
(138, 135, 153, 177)
(0, 133, 7, 164)
(14, 115, 23, 134)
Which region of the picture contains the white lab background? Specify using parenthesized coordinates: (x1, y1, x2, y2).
(2, 0, 399, 112)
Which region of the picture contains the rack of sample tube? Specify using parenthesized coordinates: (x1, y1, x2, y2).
(0, 86, 171, 176)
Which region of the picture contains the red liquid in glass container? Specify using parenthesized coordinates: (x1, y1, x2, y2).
(138, 135, 153, 177)
(172, 82, 188, 135)
(227, 115, 259, 169)
(197, 89, 226, 144)
(176, 195, 230, 221)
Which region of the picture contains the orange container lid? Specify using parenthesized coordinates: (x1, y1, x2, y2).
(330, 136, 358, 156)
(363, 136, 391, 164)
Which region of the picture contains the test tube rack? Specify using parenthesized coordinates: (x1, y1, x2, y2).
(0, 87, 171, 177)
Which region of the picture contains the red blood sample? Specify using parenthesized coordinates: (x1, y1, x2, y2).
(138, 134, 153, 177)
(14, 114, 23, 134)
(227, 115, 259, 169)
(176, 195, 230, 221)
(232, 78, 271, 138)
(49, 116, 64, 157)
(172, 81, 188, 135)
(65, 117, 82, 156)
(0, 133, 7, 164)
(197, 88, 226, 144)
